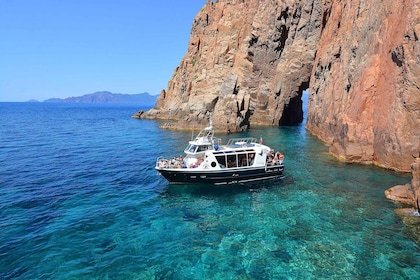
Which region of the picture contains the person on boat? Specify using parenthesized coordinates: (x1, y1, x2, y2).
(197, 156, 204, 166)
(274, 151, 284, 164)
(240, 156, 247, 167)
(248, 153, 255, 166)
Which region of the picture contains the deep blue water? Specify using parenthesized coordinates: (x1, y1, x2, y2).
(1, 102, 419, 279)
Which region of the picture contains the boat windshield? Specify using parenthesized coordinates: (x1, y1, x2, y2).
(197, 145, 212, 152)
(185, 144, 198, 153)
(185, 144, 213, 153)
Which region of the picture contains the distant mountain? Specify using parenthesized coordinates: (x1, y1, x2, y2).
(44, 91, 157, 106)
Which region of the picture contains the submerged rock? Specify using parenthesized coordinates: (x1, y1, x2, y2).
(395, 209, 420, 244)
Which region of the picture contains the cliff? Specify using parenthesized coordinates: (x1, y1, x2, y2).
(140, 0, 323, 129)
(140, 0, 420, 172)
(307, 0, 420, 172)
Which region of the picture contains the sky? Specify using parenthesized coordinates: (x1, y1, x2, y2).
(0, 0, 206, 102)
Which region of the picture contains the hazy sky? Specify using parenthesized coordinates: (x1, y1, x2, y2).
(0, 0, 206, 102)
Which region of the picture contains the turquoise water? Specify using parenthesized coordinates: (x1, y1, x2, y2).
(1, 103, 419, 279)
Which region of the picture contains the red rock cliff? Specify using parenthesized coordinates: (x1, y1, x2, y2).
(140, 0, 420, 172)
(307, 0, 420, 172)
(141, 0, 324, 129)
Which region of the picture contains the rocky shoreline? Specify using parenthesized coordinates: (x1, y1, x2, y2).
(385, 157, 420, 243)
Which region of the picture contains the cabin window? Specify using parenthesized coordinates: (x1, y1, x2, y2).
(227, 154, 237, 168)
(215, 155, 226, 168)
(238, 153, 248, 167)
(214, 151, 256, 168)
(248, 152, 255, 166)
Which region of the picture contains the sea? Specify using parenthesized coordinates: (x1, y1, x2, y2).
(1, 102, 419, 280)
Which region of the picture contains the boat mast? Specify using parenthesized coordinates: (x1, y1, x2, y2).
(206, 113, 213, 131)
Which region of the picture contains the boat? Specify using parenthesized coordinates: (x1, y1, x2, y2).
(155, 119, 285, 185)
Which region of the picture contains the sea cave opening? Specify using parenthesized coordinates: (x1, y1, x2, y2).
(279, 83, 309, 126)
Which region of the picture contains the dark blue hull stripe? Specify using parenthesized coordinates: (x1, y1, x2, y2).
(156, 165, 284, 184)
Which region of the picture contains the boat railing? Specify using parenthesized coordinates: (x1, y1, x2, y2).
(156, 156, 186, 169)
(156, 156, 165, 168)
(264, 151, 285, 170)
(227, 137, 258, 146)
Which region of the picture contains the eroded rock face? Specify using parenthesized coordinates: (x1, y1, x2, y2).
(140, 0, 420, 171)
(306, 0, 420, 172)
(140, 0, 324, 131)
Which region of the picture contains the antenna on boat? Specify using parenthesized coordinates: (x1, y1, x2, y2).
(204, 112, 213, 131)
